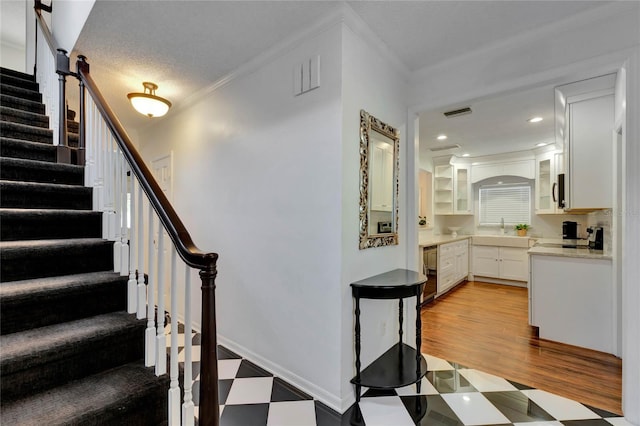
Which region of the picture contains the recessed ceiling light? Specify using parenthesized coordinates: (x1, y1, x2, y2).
(437, 134, 448, 140)
(528, 117, 543, 123)
(536, 142, 547, 147)
(462, 153, 470, 157)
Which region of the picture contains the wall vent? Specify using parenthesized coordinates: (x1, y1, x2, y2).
(443, 107, 472, 118)
(429, 144, 460, 152)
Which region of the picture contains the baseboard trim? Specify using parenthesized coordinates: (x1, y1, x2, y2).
(216, 334, 343, 413)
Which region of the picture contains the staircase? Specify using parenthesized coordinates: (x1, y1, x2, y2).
(0, 67, 169, 425)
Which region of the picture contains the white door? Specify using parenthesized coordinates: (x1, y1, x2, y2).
(151, 153, 173, 320)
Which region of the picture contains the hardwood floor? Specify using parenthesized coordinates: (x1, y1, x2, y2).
(421, 280, 623, 415)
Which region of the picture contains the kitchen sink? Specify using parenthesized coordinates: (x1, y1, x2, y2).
(472, 235, 532, 248)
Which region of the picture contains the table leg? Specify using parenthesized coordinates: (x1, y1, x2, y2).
(416, 287, 422, 393)
(398, 298, 403, 344)
(354, 296, 362, 402)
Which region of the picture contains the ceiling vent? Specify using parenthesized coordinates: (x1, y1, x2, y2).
(430, 144, 460, 152)
(443, 107, 472, 118)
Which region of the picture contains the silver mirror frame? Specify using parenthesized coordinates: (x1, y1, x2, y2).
(359, 109, 400, 250)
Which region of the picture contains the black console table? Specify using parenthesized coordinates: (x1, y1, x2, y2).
(350, 269, 428, 402)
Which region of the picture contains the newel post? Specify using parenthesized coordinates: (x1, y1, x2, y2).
(55, 48, 70, 163)
(199, 254, 220, 426)
(76, 55, 89, 165)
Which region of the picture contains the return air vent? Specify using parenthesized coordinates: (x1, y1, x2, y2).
(430, 144, 460, 152)
(443, 107, 472, 118)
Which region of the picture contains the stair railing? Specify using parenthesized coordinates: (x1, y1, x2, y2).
(32, 3, 220, 425)
(77, 57, 220, 426)
(33, 0, 70, 160)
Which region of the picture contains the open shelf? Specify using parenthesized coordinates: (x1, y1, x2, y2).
(351, 342, 427, 389)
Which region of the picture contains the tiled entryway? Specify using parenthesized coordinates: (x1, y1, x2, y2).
(169, 327, 629, 425)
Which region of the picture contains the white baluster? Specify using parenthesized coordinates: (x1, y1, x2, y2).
(155, 221, 167, 376)
(127, 177, 137, 314)
(136, 185, 146, 320)
(120, 160, 130, 276)
(145, 209, 156, 367)
(112, 146, 122, 272)
(84, 99, 94, 188)
(168, 249, 180, 425)
(182, 267, 194, 426)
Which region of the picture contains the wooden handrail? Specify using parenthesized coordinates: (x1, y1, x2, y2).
(76, 59, 217, 270)
(77, 57, 220, 425)
(34, 0, 57, 55)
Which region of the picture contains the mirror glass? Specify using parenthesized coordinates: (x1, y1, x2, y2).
(359, 110, 399, 249)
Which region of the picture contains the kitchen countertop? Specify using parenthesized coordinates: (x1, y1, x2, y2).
(418, 235, 472, 247)
(527, 238, 612, 260)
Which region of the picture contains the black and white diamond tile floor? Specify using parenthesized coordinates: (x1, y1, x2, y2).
(167, 327, 630, 425)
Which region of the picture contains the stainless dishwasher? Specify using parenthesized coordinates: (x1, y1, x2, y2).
(422, 245, 438, 304)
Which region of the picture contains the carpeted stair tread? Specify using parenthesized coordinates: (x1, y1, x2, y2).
(0, 67, 36, 82)
(0, 272, 127, 334)
(0, 94, 46, 114)
(0, 312, 145, 401)
(0, 83, 42, 102)
(0, 73, 39, 92)
(0, 362, 169, 426)
(0, 180, 92, 209)
(0, 208, 102, 240)
(0, 238, 113, 281)
(1, 105, 49, 128)
(0, 120, 53, 143)
(0, 157, 84, 185)
(0, 137, 56, 161)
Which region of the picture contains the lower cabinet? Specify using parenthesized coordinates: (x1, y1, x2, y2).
(472, 246, 529, 283)
(529, 254, 613, 354)
(438, 239, 469, 294)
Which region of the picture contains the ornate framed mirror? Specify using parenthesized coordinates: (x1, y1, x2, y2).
(359, 110, 400, 249)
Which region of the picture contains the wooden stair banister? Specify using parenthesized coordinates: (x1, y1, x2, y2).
(76, 56, 220, 426)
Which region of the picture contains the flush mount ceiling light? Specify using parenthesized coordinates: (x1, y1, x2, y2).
(536, 142, 548, 147)
(127, 82, 171, 118)
(462, 153, 470, 157)
(527, 116, 543, 123)
(437, 134, 448, 140)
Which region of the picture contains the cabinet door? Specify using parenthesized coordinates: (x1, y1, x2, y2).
(472, 246, 500, 278)
(535, 152, 554, 213)
(454, 166, 472, 214)
(499, 247, 529, 281)
(567, 94, 613, 210)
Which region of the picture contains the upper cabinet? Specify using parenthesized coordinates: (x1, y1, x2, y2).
(535, 150, 564, 214)
(555, 74, 615, 212)
(434, 163, 454, 215)
(454, 164, 472, 214)
(433, 157, 472, 215)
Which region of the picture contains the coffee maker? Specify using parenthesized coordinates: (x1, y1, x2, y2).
(562, 221, 578, 240)
(587, 227, 604, 250)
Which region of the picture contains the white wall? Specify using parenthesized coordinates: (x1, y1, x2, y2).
(339, 15, 410, 411)
(1, 0, 26, 72)
(51, 0, 95, 52)
(139, 23, 345, 409)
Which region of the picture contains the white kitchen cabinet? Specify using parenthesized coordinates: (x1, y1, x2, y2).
(370, 140, 394, 211)
(472, 245, 528, 283)
(438, 239, 469, 294)
(535, 150, 564, 214)
(529, 254, 613, 354)
(434, 164, 453, 215)
(453, 165, 472, 214)
(555, 74, 615, 212)
(563, 93, 613, 210)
